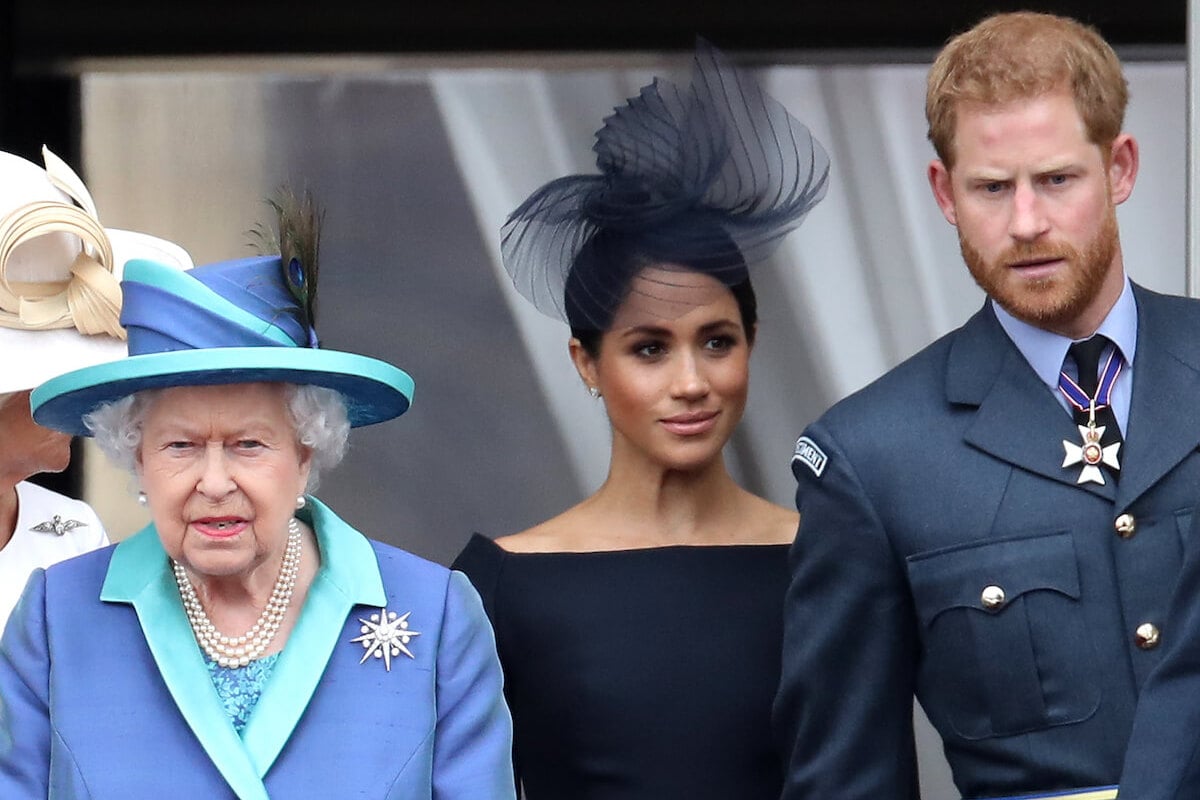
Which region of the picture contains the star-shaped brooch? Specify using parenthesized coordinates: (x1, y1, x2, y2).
(350, 608, 421, 672)
(1062, 424, 1121, 485)
(30, 515, 87, 536)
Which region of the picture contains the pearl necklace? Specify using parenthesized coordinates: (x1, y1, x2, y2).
(173, 518, 303, 669)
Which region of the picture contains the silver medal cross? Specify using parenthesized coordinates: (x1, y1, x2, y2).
(1062, 403, 1120, 485)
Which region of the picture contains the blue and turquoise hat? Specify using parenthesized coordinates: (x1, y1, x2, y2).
(31, 255, 413, 436)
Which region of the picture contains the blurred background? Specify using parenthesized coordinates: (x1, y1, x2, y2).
(4, 2, 1186, 797)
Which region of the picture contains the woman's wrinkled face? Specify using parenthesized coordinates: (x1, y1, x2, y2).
(137, 383, 311, 581)
(574, 267, 752, 472)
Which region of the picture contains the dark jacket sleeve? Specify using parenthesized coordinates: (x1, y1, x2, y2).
(774, 422, 921, 799)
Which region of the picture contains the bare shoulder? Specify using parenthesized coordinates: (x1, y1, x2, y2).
(738, 491, 799, 545)
(494, 507, 592, 553)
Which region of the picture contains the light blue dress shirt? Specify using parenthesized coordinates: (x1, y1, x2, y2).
(993, 277, 1137, 433)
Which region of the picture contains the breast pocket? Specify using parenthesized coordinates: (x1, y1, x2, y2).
(907, 530, 1101, 740)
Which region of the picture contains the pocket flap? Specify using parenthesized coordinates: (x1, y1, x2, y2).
(906, 531, 1080, 628)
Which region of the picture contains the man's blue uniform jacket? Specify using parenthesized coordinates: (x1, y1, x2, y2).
(776, 285, 1200, 799)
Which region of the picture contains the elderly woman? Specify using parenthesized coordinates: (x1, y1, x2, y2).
(0, 205, 515, 799)
(0, 147, 191, 629)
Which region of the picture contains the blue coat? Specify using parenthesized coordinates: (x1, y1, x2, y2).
(776, 285, 1200, 799)
(0, 497, 516, 799)
(1118, 508, 1200, 795)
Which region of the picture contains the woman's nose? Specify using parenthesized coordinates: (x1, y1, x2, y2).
(670, 351, 710, 399)
(196, 445, 236, 498)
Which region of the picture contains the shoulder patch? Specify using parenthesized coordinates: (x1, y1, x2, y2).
(792, 436, 827, 478)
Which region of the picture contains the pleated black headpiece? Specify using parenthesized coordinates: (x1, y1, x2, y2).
(501, 40, 830, 330)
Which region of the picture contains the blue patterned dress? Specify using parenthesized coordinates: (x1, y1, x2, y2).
(203, 654, 281, 736)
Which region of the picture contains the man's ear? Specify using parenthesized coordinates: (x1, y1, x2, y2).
(928, 159, 959, 226)
(1107, 133, 1139, 205)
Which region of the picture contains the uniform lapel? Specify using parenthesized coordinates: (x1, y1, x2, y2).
(1115, 287, 1200, 509)
(950, 303, 1117, 500)
(100, 529, 269, 800)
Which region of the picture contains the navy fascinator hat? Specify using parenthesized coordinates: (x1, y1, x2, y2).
(501, 40, 831, 329)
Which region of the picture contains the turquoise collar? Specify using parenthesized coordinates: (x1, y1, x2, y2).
(100, 496, 386, 798)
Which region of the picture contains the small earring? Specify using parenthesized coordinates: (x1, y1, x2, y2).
(137, 491, 148, 507)
(588, 386, 600, 399)
(295, 495, 307, 510)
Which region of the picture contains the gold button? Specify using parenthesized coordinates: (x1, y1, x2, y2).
(1115, 514, 1137, 539)
(980, 585, 1006, 610)
(1135, 623, 1161, 650)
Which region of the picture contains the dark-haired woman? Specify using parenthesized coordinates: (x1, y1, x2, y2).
(453, 43, 829, 799)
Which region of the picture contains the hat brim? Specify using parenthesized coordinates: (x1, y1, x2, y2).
(0, 228, 193, 395)
(31, 346, 414, 436)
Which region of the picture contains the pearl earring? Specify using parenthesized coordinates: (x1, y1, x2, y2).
(137, 491, 148, 507)
(296, 495, 307, 510)
(588, 386, 600, 399)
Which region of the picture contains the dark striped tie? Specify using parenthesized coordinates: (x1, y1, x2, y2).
(1068, 335, 1122, 479)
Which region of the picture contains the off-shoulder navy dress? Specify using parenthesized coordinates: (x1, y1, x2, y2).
(453, 533, 788, 799)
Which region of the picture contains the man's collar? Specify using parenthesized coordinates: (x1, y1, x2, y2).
(992, 276, 1137, 390)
